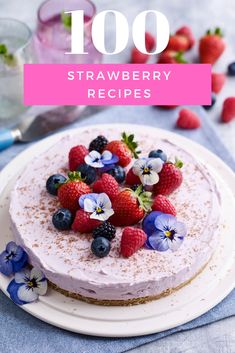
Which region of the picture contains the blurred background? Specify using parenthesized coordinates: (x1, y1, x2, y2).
(0, 0, 235, 154)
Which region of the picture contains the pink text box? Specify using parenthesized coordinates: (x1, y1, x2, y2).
(24, 64, 211, 106)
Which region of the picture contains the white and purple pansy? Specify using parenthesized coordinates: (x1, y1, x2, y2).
(132, 158, 163, 186)
(7, 267, 48, 306)
(147, 213, 187, 252)
(0, 241, 28, 276)
(80, 193, 114, 221)
(85, 150, 119, 168)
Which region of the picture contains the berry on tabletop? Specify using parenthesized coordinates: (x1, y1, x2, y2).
(69, 145, 88, 171)
(120, 227, 147, 257)
(52, 208, 73, 231)
(199, 28, 225, 65)
(176, 108, 201, 129)
(227, 62, 235, 76)
(176, 26, 195, 49)
(166, 34, 189, 52)
(152, 195, 177, 216)
(46, 174, 66, 195)
(158, 50, 187, 64)
(221, 97, 235, 123)
(93, 222, 116, 241)
(89, 135, 108, 153)
(202, 93, 217, 111)
(212, 73, 226, 93)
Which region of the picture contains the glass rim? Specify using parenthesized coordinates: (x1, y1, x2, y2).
(0, 17, 32, 52)
(37, 0, 96, 27)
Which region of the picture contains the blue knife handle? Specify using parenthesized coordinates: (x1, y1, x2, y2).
(0, 128, 15, 151)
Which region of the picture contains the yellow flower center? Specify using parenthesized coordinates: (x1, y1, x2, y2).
(96, 207, 103, 214)
(165, 231, 172, 237)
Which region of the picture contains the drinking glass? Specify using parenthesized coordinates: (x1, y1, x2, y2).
(0, 19, 32, 124)
(34, 0, 102, 64)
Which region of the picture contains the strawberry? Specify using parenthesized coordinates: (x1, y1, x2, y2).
(69, 145, 88, 171)
(110, 185, 152, 227)
(58, 172, 91, 213)
(105, 132, 141, 167)
(167, 35, 189, 52)
(130, 47, 149, 64)
(212, 73, 226, 93)
(153, 160, 183, 196)
(158, 50, 187, 64)
(199, 28, 225, 64)
(120, 227, 147, 257)
(176, 26, 195, 49)
(72, 209, 100, 233)
(145, 31, 156, 52)
(221, 97, 235, 123)
(130, 32, 156, 63)
(93, 173, 119, 201)
(152, 195, 177, 216)
(126, 168, 141, 186)
(176, 109, 201, 129)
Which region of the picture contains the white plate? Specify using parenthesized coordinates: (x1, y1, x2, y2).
(0, 124, 235, 337)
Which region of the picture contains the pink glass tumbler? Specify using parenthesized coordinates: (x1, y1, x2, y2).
(33, 0, 102, 64)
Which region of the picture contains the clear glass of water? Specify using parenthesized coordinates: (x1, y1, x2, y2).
(0, 18, 32, 124)
(33, 0, 102, 64)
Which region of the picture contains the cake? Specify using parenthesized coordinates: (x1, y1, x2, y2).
(9, 126, 221, 305)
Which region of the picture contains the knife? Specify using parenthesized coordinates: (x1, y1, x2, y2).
(0, 106, 85, 152)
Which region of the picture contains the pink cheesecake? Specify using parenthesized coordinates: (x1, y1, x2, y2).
(9, 127, 221, 305)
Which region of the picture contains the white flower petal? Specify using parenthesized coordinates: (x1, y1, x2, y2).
(132, 159, 147, 176)
(84, 198, 97, 213)
(30, 268, 45, 282)
(97, 193, 112, 209)
(34, 279, 48, 296)
(148, 158, 163, 173)
(167, 235, 184, 252)
(17, 284, 38, 303)
(101, 150, 112, 161)
(15, 269, 31, 284)
(90, 208, 114, 221)
(140, 172, 159, 186)
(85, 151, 104, 168)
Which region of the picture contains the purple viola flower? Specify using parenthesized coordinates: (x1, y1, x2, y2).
(0, 242, 28, 276)
(79, 193, 99, 208)
(7, 267, 47, 306)
(147, 214, 187, 252)
(85, 150, 119, 168)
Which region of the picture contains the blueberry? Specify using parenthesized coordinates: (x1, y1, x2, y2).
(106, 165, 126, 183)
(76, 163, 96, 185)
(52, 208, 73, 230)
(91, 237, 111, 258)
(148, 149, 167, 162)
(142, 211, 163, 236)
(202, 93, 216, 110)
(46, 174, 66, 195)
(228, 62, 235, 76)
